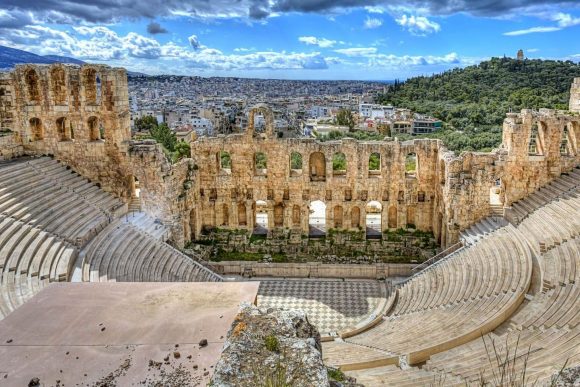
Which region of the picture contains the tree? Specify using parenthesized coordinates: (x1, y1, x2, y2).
(150, 122, 176, 152)
(174, 140, 191, 162)
(336, 109, 355, 131)
(134, 116, 158, 132)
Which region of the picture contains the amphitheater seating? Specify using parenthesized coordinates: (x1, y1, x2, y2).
(0, 157, 126, 247)
(322, 224, 532, 369)
(81, 221, 222, 283)
(325, 169, 579, 386)
(0, 214, 77, 319)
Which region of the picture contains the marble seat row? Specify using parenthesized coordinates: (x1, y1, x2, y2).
(393, 225, 530, 316)
(0, 157, 125, 246)
(0, 215, 77, 319)
(81, 221, 222, 283)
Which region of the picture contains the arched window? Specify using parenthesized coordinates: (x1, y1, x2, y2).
(25, 69, 40, 103)
(309, 152, 326, 181)
(369, 152, 380, 175)
(83, 68, 98, 104)
(219, 151, 232, 171)
(332, 152, 346, 176)
(528, 123, 540, 155)
(366, 201, 382, 238)
(290, 152, 303, 176)
(255, 152, 267, 175)
(56, 117, 70, 141)
(50, 67, 66, 105)
(29, 118, 43, 141)
(88, 116, 101, 141)
(309, 200, 326, 237)
(405, 153, 417, 177)
(560, 125, 570, 155)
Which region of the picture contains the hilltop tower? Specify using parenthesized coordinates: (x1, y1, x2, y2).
(570, 77, 580, 113)
(516, 49, 524, 60)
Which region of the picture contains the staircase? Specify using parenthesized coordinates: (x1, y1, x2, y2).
(460, 216, 508, 245)
(128, 196, 141, 213)
(489, 204, 504, 217)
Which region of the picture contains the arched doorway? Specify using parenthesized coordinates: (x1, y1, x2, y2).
(238, 203, 247, 226)
(274, 203, 284, 227)
(292, 205, 301, 227)
(254, 200, 268, 235)
(220, 203, 229, 226)
(309, 200, 326, 237)
(388, 205, 397, 229)
(333, 205, 343, 228)
(366, 201, 382, 239)
(490, 179, 503, 205)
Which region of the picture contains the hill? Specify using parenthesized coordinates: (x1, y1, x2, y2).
(0, 45, 85, 69)
(377, 57, 580, 152)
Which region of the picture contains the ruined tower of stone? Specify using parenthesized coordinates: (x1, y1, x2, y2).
(516, 49, 524, 61)
(570, 77, 580, 113)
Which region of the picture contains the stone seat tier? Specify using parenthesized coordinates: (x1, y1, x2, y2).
(81, 221, 222, 283)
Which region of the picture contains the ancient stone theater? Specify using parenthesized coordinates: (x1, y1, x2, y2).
(0, 64, 578, 385)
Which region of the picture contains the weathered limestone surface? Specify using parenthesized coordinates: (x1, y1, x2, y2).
(0, 65, 578, 249)
(211, 302, 329, 387)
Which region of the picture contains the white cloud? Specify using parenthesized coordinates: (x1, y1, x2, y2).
(396, 14, 441, 36)
(334, 47, 377, 57)
(364, 16, 383, 29)
(552, 12, 580, 28)
(368, 52, 460, 67)
(298, 36, 337, 48)
(503, 26, 561, 36)
(233, 47, 255, 52)
(527, 48, 539, 53)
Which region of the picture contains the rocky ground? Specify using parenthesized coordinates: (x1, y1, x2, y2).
(210, 303, 329, 386)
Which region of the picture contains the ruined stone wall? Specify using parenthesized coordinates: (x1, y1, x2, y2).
(0, 64, 133, 198)
(570, 77, 580, 113)
(190, 134, 441, 240)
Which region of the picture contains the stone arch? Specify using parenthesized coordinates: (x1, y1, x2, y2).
(254, 152, 267, 175)
(369, 152, 381, 176)
(254, 200, 268, 233)
(247, 104, 274, 138)
(309, 152, 326, 181)
(309, 200, 326, 237)
(274, 203, 284, 227)
(88, 116, 101, 141)
(56, 117, 71, 141)
(219, 151, 232, 171)
(238, 202, 247, 226)
(405, 153, 417, 177)
(29, 118, 43, 141)
(560, 124, 571, 155)
(333, 205, 343, 228)
(83, 68, 99, 104)
(50, 66, 67, 105)
(290, 152, 303, 176)
(388, 205, 397, 229)
(332, 152, 347, 176)
(351, 206, 361, 228)
(292, 205, 301, 227)
(25, 68, 40, 103)
(366, 201, 382, 238)
(220, 203, 229, 226)
(528, 121, 544, 155)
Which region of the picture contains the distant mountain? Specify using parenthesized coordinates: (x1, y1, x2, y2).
(0, 45, 85, 69)
(0, 45, 147, 76)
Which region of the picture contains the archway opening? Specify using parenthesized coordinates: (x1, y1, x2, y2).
(29, 118, 43, 141)
(219, 151, 232, 173)
(220, 203, 229, 226)
(388, 205, 397, 229)
(351, 206, 361, 229)
(290, 152, 303, 177)
(292, 205, 301, 228)
(274, 203, 284, 227)
(254, 200, 268, 235)
(490, 179, 503, 205)
(332, 152, 347, 176)
(88, 116, 101, 141)
(309, 152, 326, 182)
(25, 69, 40, 103)
(369, 152, 381, 176)
(333, 205, 343, 228)
(238, 202, 247, 226)
(309, 200, 326, 238)
(56, 117, 70, 141)
(406, 153, 417, 177)
(255, 152, 267, 176)
(366, 201, 382, 239)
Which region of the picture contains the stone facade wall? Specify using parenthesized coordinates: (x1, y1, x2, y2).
(570, 77, 580, 113)
(0, 64, 133, 198)
(0, 65, 579, 250)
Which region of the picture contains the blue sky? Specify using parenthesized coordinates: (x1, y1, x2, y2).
(0, 1, 579, 79)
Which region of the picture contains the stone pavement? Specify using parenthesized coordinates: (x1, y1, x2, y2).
(257, 279, 384, 335)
